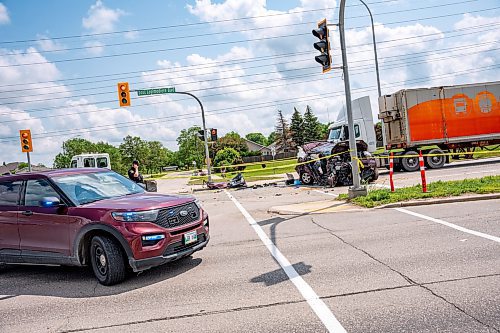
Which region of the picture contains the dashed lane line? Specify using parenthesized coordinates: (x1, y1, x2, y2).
(395, 208, 500, 244)
(224, 190, 348, 333)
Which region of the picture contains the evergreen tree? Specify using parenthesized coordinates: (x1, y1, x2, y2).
(290, 107, 304, 147)
(303, 105, 321, 142)
(274, 110, 293, 151)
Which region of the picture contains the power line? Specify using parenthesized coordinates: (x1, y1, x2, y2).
(1, 38, 497, 107)
(1, 20, 497, 92)
(2, 0, 479, 56)
(1, 64, 497, 142)
(0, 0, 445, 45)
(1, 6, 497, 68)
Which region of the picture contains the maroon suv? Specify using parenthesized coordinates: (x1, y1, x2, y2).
(0, 168, 209, 285)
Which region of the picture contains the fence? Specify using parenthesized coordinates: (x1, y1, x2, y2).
(242, 152, 297, 163)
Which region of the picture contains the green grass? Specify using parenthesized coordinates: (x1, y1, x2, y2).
(338, 175, 500, 208)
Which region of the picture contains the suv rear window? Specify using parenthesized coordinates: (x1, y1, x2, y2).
(0, 181, 21, 206)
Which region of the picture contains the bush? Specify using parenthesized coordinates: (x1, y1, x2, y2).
(214, 148, 243, 172)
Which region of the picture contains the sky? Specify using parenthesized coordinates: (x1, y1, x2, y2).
(0, 0, 499, 166)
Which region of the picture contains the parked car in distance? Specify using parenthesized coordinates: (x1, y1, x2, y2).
(0, 168, 210, 285)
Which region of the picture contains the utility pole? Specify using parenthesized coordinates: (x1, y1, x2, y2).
(339, 0, 367, 197)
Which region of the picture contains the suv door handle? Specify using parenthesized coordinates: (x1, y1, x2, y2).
(22, 210, 33, 216)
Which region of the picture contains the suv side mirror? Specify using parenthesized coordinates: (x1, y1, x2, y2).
(40, 196, 62, 208)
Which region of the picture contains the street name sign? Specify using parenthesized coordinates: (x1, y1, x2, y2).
(137, 87, 175, 96)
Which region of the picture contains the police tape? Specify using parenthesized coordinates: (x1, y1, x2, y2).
(157, 149, 499, 179)
(210, 156, 297, 170)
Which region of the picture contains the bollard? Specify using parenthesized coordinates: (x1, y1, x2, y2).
(389, 152, 395, 192)
(419, 151, 427, 193)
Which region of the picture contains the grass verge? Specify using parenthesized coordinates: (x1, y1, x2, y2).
(338, 175, 500, 208)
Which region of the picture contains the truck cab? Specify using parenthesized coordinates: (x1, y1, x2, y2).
(327, 96, 377, 153)
(70, 153, 111, 170)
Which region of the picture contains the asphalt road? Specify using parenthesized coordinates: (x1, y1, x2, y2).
(0, 162, 499, 332)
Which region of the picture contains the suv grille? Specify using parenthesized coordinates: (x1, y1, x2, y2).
(155, 202, 200, 229)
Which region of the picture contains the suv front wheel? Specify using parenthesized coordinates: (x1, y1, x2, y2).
(90, 235, 127, 286)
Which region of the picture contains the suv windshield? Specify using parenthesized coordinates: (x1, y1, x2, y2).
(52, 171, 144, 205)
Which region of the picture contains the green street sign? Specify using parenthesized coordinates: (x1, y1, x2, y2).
(136, 87, 175, 96)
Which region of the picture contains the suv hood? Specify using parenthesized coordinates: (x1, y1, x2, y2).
(81, 193, 194, 211)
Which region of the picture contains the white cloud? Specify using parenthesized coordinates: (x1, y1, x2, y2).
(82, 0, 125, 34)
(83, 40, 105, 55)
(0, 2, 9, 25)
(36, 35, 66, 52)
(123, 30, 139, 40)
(0, 47, 69, 106)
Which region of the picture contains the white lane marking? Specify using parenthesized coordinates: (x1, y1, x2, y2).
(225, 190, 347, 333)
(395, 208, 500, 243)
(313, 189, 336, 196)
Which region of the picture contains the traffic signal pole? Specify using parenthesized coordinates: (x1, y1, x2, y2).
(27, 152, 32, 172)
(176, 92, 212, 183)
(339, 0, 367, 198)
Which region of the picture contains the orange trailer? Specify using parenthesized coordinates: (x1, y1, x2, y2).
(378, 81, 500, 171)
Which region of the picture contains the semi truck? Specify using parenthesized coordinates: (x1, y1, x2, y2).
(328, 81, 500, 171)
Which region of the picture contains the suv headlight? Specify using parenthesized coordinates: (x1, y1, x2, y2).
(112, 209, 159, 222)
(194, 199, 202, 209)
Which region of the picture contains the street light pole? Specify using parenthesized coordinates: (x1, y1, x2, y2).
(339, 0, 367, 197)
(358, 0, 386, 148)
(177, 92, 212, 183)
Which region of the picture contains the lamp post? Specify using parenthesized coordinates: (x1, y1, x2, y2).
(339, 0, 367, 197)
(358, 0, 386, 148)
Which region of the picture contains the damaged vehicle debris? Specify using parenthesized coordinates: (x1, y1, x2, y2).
(295, 140, 378, 187)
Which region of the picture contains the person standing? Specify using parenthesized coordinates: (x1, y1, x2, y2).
(128, 160, 143, 183)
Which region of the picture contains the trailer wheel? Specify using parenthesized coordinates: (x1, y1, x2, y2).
(401, 151, 420, 172)
(426, 149, 446, 169)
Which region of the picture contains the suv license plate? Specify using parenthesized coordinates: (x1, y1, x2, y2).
(184, 231, 198, 245)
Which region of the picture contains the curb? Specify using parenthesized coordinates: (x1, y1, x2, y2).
(375, 193, 500, 209)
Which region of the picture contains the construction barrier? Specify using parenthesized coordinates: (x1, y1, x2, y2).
(389, 152, 395, 192)
(418, 151, 427, 193)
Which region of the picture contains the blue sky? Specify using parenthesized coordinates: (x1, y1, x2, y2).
(1, 0, 499, 166)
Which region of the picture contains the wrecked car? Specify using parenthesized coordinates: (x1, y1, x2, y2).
(295, 140, 378, 187)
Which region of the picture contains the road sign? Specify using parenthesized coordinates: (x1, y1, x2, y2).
(137, 87, 175, 96)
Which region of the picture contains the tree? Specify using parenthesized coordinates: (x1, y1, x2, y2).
(213, 147, 243, 171)
(119, 136, 149, 169)
(318, 122, 332, 140)
(211, 131, 248, 156)
(145, 141, 173, 174)
(303, 105, 322, 143)
(274, 110, 293, 152)
(267, 132, 277, 145)
(245, 132, 267, 146)
(176, 126, 205, 169)
(53, 138, 96, 168)
(290, 107, 304, 147)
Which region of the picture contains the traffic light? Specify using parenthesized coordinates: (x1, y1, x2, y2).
(19, 129, 33, 152)
(197, 129, 205, 140)
(210, 128, 218, 141)
(117, 82, 131, 107)
(312, 18, 331, 73)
